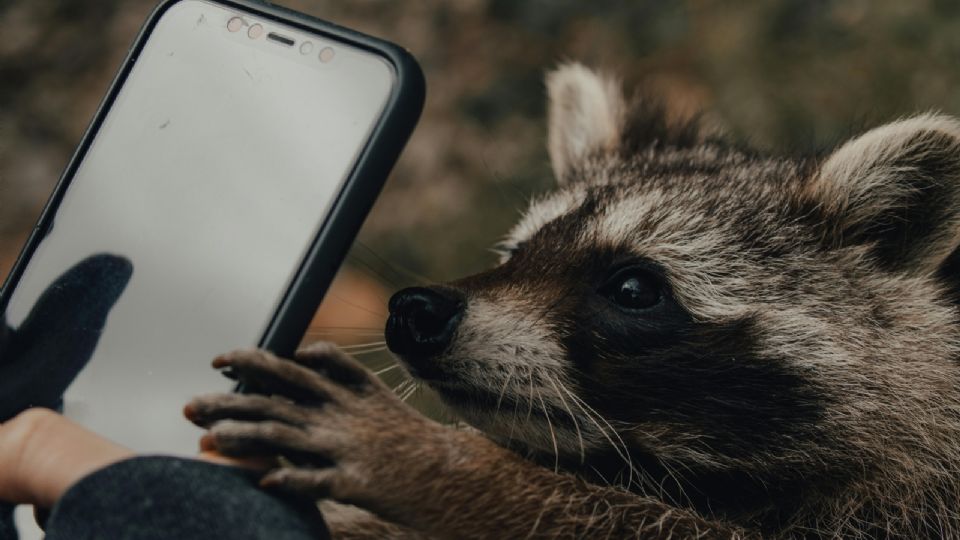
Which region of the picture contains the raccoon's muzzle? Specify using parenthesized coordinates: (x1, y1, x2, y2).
(385, 286, 464, 359)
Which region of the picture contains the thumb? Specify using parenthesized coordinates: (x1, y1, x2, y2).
(0, 254, 133, 420)
(15, 253, 134, 338)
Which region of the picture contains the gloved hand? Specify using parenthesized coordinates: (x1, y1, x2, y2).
(0, 253, 133, 422)
(0, 253, 132, 539)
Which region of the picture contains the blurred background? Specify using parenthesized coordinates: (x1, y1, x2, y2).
(4, 0, 960, 409)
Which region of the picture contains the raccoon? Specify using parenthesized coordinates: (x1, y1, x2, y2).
(185, 64, 960, 539)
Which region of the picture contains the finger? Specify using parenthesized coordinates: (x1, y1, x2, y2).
(294, 342, 376, 388)
(259, 467, 342, 500)
(213, 349, 348, 404)
(184, 393, 308, 429)
(207, 420, 337, 464)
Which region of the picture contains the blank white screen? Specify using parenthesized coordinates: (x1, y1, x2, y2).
(3, 0, 393, 453)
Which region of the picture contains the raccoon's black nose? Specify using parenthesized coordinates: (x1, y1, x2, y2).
(385, 287, 464, 357)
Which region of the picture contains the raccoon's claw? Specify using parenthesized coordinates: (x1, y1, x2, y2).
(184, 392, 308, 428)
(201, 419, 336, 465)
(293, 341, 383, 390)
(211, 348, 351, 404)
(186, 389, 352, 465)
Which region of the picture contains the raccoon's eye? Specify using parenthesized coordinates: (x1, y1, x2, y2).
(600, 268, 662, 311)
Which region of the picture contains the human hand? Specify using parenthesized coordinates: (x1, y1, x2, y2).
(0, 408, 273, 510)
(0, 408, 134, 508)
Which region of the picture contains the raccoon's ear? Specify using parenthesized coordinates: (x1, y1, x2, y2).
(809, 113, 960, 274)
(546, 63, 625, 184)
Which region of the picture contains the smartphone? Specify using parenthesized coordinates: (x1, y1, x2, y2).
(0, 0, 424, 453)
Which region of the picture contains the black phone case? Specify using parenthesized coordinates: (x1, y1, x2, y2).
(0, 0, 425, 359)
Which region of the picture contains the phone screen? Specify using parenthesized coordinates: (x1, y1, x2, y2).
(0, 0, 394, 453)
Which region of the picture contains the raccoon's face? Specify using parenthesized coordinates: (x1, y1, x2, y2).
(386, 64, 960, 495)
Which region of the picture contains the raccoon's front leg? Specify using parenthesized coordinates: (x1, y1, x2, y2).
(185, 344, 751, 539)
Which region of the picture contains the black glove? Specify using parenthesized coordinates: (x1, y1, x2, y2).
(0, 253, 133, 422)
(0, 253, 131, 540)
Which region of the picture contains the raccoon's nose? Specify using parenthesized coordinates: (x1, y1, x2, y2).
(385, 287, 464, 357)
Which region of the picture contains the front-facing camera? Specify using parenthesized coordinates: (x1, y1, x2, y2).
(318, 46, 335, 63)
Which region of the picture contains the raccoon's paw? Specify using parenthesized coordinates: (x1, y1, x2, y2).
(184, 344, 443, 509)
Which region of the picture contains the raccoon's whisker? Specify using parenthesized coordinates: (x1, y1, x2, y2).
(373, 362, 401, 376)
(304, 326, 383, 337)
(305, 329, 383, 333)
(525, 373, 537, 424)
(653, 455, 691, 509)
(304, 332, 385, 340)
(400, 378, 422, 402)
(482, 161, 528, 213)
(306, 326, 384, 331)
(588, 465, 612, 486)
(556, 380, 638, 489)
(495, 365, 517, 416)
(356, 241, 436, 285)
(548, 374, 586, 465)
(556, 383, 615, 454)
(505, 368, 527, 446)
(536, 387, 561, 474)
(400, 382, 419, 403)
(347, 252, 405, 290)
(560, 383, 641, 492)
(338, 340, 387, 350)
(331, 294, 388, 318)
(347, 346, 389, 356)
(392, 379, 414, 395)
